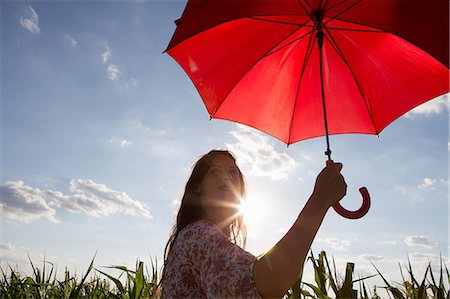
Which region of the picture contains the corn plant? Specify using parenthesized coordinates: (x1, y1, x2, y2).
(2, 250, 448, 298)
(372, 255, 449, 299)
(94, 258, 160, 299)
(285, 251, 377, 299)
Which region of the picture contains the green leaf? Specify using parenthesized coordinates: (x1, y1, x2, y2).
(72, 251, 97, 298)
(336, 262, 356, 299)
(95, 268, 126, 296)
(371, 261, 405, 299)
(303, 282, 331, 299)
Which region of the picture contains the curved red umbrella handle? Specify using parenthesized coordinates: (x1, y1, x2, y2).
(333, 187, 371, 219)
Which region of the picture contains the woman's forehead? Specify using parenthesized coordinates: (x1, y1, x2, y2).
(210, 154, 237, 167)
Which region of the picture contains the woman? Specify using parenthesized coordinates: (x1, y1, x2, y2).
(161, 150, 346, 298)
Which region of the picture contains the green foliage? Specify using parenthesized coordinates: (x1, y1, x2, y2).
(286, 251, 449, 299)
(372, 255, 450, 299)
(1, 251, 448, 298)
(0, 254, 159, 299)
(285, 251, 376, 299)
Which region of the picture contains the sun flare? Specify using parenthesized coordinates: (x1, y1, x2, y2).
(239, 195, 266, 228)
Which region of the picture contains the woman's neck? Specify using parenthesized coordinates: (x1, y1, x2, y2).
(202, 207, 235, 236)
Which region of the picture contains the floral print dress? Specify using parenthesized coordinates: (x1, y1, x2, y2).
(161, 219, 262, 299)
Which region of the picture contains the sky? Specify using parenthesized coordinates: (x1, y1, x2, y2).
(1, 0, 449, 295)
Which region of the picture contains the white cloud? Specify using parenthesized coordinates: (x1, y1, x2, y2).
(104, 119, 188, 160)
(408, 253, 449, 271)
(418, 177, 436, 190)
(359, 254, 385, 262)
(0, 181, 58, 223)
(404, 235, 438, 248)
(226, 125, 296, 180)
(109, 137, 133, 147)
(405, 94, 449, 117)
(395, 177, 445, 202)
(318, 238, 351, 251)
(125, 78, 139, 88)
(409, 252, 441, 261)
(0, 242, 16, 252)
(0, 180, 152, 223)
(19, 6, 40, 33)
(65, 35, 78, 47)
(99, 44, 138, 87)
(107, 64, 121, 80)
(377, 240, 397, 246)
(101, 44, 111, 63)
(63, 179, 152, 219)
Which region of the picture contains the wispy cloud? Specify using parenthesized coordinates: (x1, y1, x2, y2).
(125, 78, 139, 88)
(395, 177, 446, 201)
(0, 180, 152, 223)
(20, 6, 40, 33)
(99, 43, 137, 86)
(0, 242, 29, 268)
(318, 237, 351, 251)
(65, 35, 78, 47)
(377, 240, 397, 246)
(359, 254, 385, 262)
(109, 137, 133, 147)
(101, 44, 111, 63)
(103, 118, 187, 160)
(405, 94, 449, 118)
(418, 177, 436, 190)
(404, 235, 438, 248)
(0, 242, 16, 252)
(226, 125, 296, 180)
(107, 64, 121, 80)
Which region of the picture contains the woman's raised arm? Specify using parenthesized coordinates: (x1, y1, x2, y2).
(253, 161, 347, 298)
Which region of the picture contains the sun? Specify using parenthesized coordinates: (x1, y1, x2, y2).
(239, 194, 266, 228)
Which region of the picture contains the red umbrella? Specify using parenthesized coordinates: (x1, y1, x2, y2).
(165, 0, 449, 219)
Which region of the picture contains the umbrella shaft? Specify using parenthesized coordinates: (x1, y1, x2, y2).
(317, 27, 332, 161)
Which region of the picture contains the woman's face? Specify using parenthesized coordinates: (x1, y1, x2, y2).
(196, 154, 242, 209)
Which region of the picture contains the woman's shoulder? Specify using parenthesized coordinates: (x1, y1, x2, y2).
(177, 219, 234, 251)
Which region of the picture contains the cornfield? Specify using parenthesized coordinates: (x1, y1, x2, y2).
(1, 251, 448, 298)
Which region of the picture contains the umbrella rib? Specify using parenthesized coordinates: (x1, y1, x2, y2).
(322, 0, 330, 12)
(332, 17, 392, 33)
(249, 16, 313, 28)
(297, 0, 314, 15)
(326, 27, 382, 33)
(262, 28, 314, 58)
(323, 0, 364, 27)
(210, 25, 307, 117)
(323, 26, 379, 135)
(323, 0, 355, 15)
(287, 27, 318, 144)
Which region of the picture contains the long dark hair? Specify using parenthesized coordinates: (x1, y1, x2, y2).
(163, 150, 247, 266)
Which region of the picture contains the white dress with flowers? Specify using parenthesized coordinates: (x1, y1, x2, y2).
(161, 219, 262, 299)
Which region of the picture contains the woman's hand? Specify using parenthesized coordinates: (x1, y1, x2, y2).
(312, 161, 347, 208)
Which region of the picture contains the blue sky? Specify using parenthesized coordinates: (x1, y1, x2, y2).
(1, 1, 448, 294)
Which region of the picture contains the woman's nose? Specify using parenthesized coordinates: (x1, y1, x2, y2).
(225, 172, 239, 183)
(221, 173, 231, 182)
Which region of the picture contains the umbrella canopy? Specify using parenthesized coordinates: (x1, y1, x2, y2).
(166, 0, 449, 219)
(166, 0, 449, 145)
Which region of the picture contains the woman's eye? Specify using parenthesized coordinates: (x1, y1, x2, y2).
(230, 169, 239, 178)
(210, 167, 222, 174)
